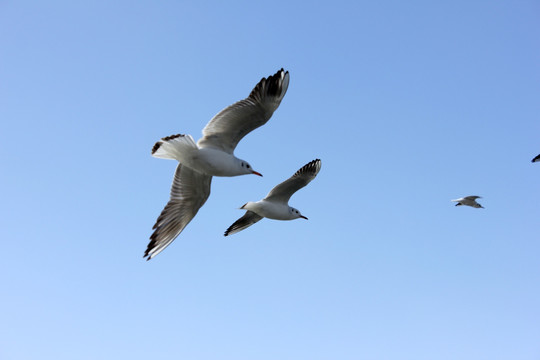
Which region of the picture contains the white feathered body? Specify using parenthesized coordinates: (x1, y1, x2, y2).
(152, 134, 250, 177)
(242, 200, 296, 220)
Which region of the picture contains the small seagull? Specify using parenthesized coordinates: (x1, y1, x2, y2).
(532, 154, 540, 163)
(145, 69, 290, 260)
(451, 195, 484, 209)
(224, 159, 321, 236)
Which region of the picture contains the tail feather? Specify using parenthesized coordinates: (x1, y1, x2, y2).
(151, 134, 197, 160)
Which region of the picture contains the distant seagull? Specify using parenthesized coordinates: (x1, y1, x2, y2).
(224, 159, 321, 236)
(145, 69, 290, 260)
(451, 195, 484, 208)
(532, 154, 540, 163)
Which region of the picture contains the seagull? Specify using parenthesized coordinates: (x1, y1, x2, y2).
(451, 195, 484, 208)
(532, 154, 540, 163)
(224, 159, 321, 236)
(145, 68, 290, 260)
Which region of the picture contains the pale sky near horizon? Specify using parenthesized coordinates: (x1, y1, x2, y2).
(1, 1, 539, 359)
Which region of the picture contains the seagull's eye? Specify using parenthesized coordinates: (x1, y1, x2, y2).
(247, 164, 250, 169)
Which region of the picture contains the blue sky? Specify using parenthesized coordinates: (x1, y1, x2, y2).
(1, 1, 539, 359)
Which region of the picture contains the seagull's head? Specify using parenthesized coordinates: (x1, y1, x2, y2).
(238, 159, 262, 177)
(290, 207, 308, 220)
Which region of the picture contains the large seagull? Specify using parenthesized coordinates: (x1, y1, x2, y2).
(145, 69, 290, 260)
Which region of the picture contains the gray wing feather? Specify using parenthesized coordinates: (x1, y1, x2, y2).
(463, 195, 481, 200)
(224, 211, 263, 236)
(197, 69, 289, 154)
(144, 164, 212, 260)
(264, 159, 322, 203)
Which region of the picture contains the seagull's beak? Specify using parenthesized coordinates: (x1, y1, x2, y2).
(251, 170, 263, 177)
(300, 215, 308, 220)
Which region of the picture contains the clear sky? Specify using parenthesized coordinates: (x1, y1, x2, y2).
(1, 1, 539, 359)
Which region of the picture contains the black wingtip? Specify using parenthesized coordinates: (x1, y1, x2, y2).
(151, 141, 162, 155)
(306, 159, 322, 168)
(224, 220, 239, 236)
(294, 159, 322, 178)
(143, 235, 157, 260)
(249, 68, 289, 99)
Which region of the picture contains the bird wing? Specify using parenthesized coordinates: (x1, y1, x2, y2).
(264, 159, 322, 203)
(532, 154, 540, 163)
(463, 195, 481, 200)
(197, 68, 289, 154)
(145, 164, 212, 260)
(224, 211, 263, 236)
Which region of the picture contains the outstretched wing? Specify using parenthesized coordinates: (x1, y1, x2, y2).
(532, 154, 540, 163)
(463, 195, 481, 200)
(145, 164, 212, 260)
(197, 68, 290, 154)
(224, 211, 263, 236)
(264, 159, 322, 203)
